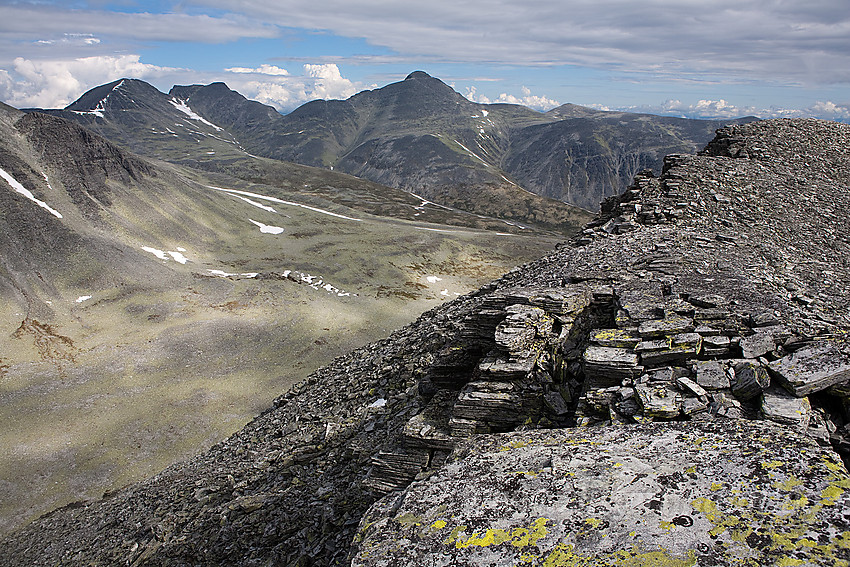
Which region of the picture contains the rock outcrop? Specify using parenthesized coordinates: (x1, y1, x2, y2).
(2, 118, 850, 566)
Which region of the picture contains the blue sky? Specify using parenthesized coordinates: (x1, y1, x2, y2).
(0, 0, 848, 121)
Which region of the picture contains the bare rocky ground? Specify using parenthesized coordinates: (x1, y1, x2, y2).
(2, 118, 850, 566)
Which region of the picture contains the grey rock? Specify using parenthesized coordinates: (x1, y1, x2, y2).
(768, 342, 850, 397)
(588, 327, 641, 348)
(676, 376, 708, 399)
(731, 360, 770, 401)
(635, 383, 682, 418)
(638, 317, 695, 338)
(583, 346, 643, 384)
(694, 360, 731, 390)
(543, 390, 570, 417)
(702, 334, 732, 357)
(740, 326, 787, 359)
(352, 421, 850, 567)
(761, 387, 812, 429)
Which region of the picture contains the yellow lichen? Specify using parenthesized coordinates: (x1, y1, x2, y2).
(584, 517, 603, 529)
(395, 512, 421, 527)
(821, 483, 845, 506)
(774, 476, 803, 492)
(431, 520, 447, 530)
(447, 517, 550, 550)
(540, 543, 697, 567)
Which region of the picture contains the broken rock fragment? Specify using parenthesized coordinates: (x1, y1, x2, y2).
(768, 341, 850, 396)
(761, 387, 811, 430)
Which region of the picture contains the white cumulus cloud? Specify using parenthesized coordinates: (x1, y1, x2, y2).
(224, 63, 360, 111)
(617, 98, 850, 123)
(0, 54, 181, 109)
(303, 63, 357, 100)
(224, 64, 290, 76)
(464, 85, 560, 111)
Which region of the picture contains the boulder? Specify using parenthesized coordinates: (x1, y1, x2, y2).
(694, 360, 731, 390)
(768, 341, 850, 397)
(583, 346, 643, 384)
(761, 387, 811, 430)
(352, 421, 850, 567)
(730, 360, 770, 401)
(638, 317, 695, 339)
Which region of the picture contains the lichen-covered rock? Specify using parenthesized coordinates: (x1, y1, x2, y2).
(761, 387, 812, 429)
(768, 341, 850, 396)
(352, 421, 850, 567)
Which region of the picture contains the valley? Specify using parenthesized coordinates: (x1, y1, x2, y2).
(0, 101, 576, 533)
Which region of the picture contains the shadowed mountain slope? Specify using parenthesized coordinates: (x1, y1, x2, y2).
(2, 118, 848, 566)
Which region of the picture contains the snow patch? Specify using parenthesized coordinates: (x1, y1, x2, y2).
(233, 195, 277, 213)
(141, 246, 168, 260)
(168, 250, 189, 264)
(481, 109, 489, 117)
(453, 139, 489, 166)
(75, 295, 92, 303)
(369, 398, 387, 408)
(142, 246, 190, 263)
(0, 167, 63, 218)
(169, 98, 223, 131)
(248, 219, 284, 234)
(75, 79, 125, 118)
(426, 275, 443, 283)
(208, 269, 258, 278)
(414, 226, 463, 234)
(206, 185, 361, 221)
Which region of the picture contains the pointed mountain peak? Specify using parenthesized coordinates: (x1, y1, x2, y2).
(404, 71, 433, 81)
(64, 78, 162, 114)
(384, 71, 465, 102)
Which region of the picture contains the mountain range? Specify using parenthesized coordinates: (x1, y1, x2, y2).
(0, 92, 573, 534)
(35, 71, 755, 213)
(1, 70, 789, 562)
(2, 117, 848, 566)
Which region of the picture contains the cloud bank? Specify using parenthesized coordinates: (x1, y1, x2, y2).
(194, 0, 850, 86)
(225, 64, 359, 111)
(0, 55, 181, 109)
(605, 99, 850, 122)
(464, 86, 560, 111)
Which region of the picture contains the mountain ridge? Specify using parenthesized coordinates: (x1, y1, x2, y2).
(2, 118, 848, 566)
(34, 72, 754, 214)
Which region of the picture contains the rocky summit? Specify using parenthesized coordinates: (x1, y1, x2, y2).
(2, 118, 850, 566)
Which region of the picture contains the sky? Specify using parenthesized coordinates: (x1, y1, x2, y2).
(0, 1, 848, 121)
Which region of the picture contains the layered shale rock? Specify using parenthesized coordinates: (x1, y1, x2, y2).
(2, 118, 850, 566)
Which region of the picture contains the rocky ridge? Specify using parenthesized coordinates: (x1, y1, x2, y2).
(2, 118, 850, 566)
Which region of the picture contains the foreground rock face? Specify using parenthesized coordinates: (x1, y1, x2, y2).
(352, 421, 850, 566)
(2, 118, 850, 566)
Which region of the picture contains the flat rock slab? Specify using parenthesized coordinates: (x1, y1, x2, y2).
(761, 387, 812, 430)
(352, 421, 850, 567)
(768, 341, 850, 396)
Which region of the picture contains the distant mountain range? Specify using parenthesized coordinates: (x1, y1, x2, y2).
(34, 71, 756, 212)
